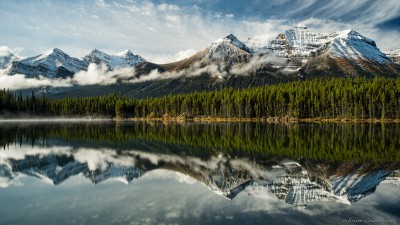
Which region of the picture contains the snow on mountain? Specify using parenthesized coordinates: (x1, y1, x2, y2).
(83, 49, 146, 69)
(248, 26, 337, 59)
(10, 48, 88, 78)
(160, 33, 254, 71)
(384, 48, 400, 64)
(250, 162, 351, 207)
(1, 146, 398, 208)
(85, 165, 143, 185)
(0, 48, 18, 69)
(314, 29, 390, 64)
(249, 26, 392, 72)
(329, 168, 392, 203)
(204, 34, 253, 63)
(0, 152, 142, 186)
(381, 170, 400, 187)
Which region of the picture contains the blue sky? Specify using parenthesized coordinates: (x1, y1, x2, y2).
(1, 0, 399, 63)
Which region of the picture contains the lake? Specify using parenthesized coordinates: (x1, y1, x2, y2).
(0, 121, 399, 225)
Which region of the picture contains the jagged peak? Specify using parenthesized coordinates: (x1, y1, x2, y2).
(210, 33, 253, 53)
(213, 33, 240, 44)
(224, 33, 238, 41)
(335, 29, 376, 46)
(38, 48, 68, 59)
(88, 49, 137, 58)
(90, 48, 104, 54)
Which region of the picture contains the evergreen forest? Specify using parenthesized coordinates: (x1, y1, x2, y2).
(1, 78, 400, 119)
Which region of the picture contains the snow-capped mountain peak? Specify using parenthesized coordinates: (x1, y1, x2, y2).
(33, 48, 70, 62)
(195, 33, 253, 67)
(336, 29, 375, 45)
(210, 34, 253, 53)
(10, 48, 88, 78)
(83, 49, 146, 69)
(321, 29, 390, 63)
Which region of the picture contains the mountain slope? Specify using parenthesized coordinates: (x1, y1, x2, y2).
(248, 26, 399, 78)
(83, 49, 146, 69)
(247, 26, 338, 68)
(161, 34, 253, 71)
(302, 29, 400, 77)
(10, 48, 88, 78)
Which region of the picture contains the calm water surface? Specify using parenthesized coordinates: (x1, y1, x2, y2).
(0, 121, 399, 225)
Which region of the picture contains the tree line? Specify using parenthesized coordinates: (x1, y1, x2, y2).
(1, 77, 400, 119)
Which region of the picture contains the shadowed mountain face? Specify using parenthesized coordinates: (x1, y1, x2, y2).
(10, 48, 89, 79)
(0, 121, 399, 207)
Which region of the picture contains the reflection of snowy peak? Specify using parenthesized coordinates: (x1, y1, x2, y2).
(1, 154, 142, 186)
(381, 170, 400, 187)
(83, 49, 146, 69)
(85, 165, 143, 185)
(253, 162, 350, 206)
(0, 48, 18, 69)
(247, 162, 398, 207)
(10, 48, 88, 78)
(1, 148, 398, 208)
(329, 169, 392, 203)
(8, 155, 87, 185)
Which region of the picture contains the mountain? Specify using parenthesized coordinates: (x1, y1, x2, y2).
(248, 26, 400, 78)
(384, 48, 400, 64)
(160, 34, 253, 71)
(10, 48, 88, 78)
(0, 48, 18, 69)
(5, 27, 400, 98)
(247, 26, 339, 67)
(83, 49, 146, 69)
(303, 29, 400, 77)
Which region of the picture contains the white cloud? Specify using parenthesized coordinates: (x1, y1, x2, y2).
(0, 74, 72, 90)
(0, 46, 24, 58)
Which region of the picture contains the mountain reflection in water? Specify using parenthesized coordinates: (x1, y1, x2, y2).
(0, 121, 399, 208)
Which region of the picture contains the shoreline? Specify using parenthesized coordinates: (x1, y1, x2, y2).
(0, 116, 399, 123)
(121, 116, 400, 123)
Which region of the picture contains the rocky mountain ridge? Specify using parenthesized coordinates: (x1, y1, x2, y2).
(2, 27, 400, 98)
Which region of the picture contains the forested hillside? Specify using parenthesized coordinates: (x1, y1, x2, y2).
(1, 78, 400, 119)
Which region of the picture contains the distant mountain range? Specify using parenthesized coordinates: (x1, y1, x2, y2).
(0, 148, 398, 207)
(1, 26, 400, 98)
